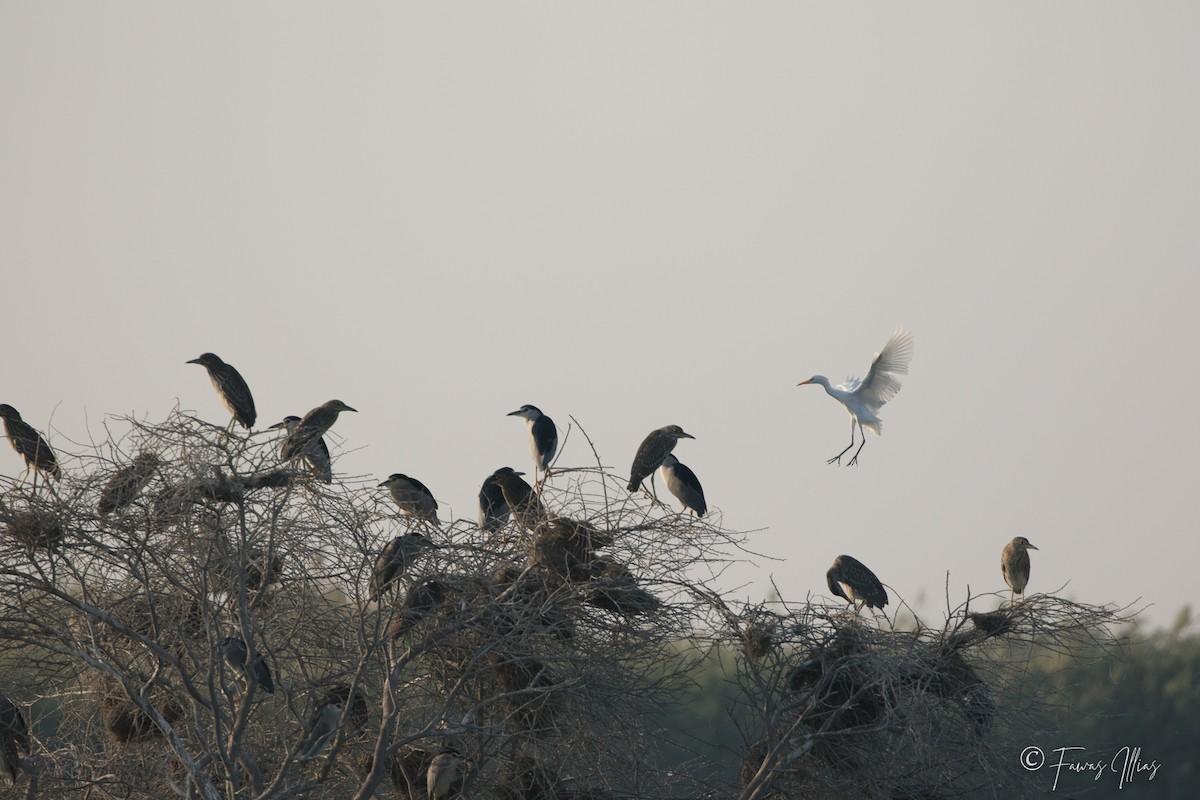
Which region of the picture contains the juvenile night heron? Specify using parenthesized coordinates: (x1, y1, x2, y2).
(371, 532, 436, 603)
(380, 474, 440, 526)
(507, 404, 558, 484)
(477, 468, 512, 534)
(427, 748, 463, 800)
(391, 578, 448, 637)
(221, 635, 275, 695)
(0, 404, 61, 482)
(281, 400, 356, 461)
(187, 353, 257, 431)
(0, 694, 27, 789)
(490, 467, 546, 531)
(1001, 536, 1039, 604)
(98, 451, 162, 514)
(797, 328, 914, 466)
(270, 416, 333, 483)
(827, 554, 889, 612)
(658, 453, 706, 517)
(628, 425, 695, 498)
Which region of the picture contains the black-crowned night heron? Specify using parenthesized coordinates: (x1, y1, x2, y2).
(507, 404, 558, 484)
(627, 425, 695, 498)
(0, 694, 27, 789)
(269, 416, 333, 483)
(98, 451, 162, 515)
(427, 748, 462, 800)
(187, 353, 257, 431)
(298, 697, 343, 759)
(477, 469, 511, 535)
(371, 532, 436, 603)
(221, 635, 275, 695)
(659, 453, 706, 517)
(489, 467, 546, 532)
(797, 328, 914, 466)
(379, 474, 440, 526)
(0, 404, 61, 482)
(281, 400, 356, 461)
(1001, 536, 1038, 603)
(827, 554, 889, 612)
(391, 578, 448, 637)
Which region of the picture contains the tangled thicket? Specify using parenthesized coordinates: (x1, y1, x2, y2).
(0, 411, 1129, 799)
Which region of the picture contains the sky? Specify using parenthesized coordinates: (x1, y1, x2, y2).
(2, 3, 1197, 630)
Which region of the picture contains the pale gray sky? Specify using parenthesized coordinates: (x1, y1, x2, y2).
(3, 3, 1197, 628)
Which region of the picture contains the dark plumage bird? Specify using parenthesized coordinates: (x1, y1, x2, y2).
(0, 694, 28, 789)
(427, 748, 462, 800)
(1001, 536, 1039, 603)
(270, 416, 332, 483)
(508, 404, 558, 482)
(281, 400, 356, 461)
(477, 469, 511, 535)
(391, 578, 448, 637)
(380, 474, 440, 525)
(298, 697, 343, 759)
(187, 353, 257, 430)
(0, 404, 60, 481)
(659, 453, 706, 517)
(490, 467, 546, 531)
(371, 532, 436, 602)
(827, 554, 889, 612)
(98, 451, 162, 514)
(222, 635, 275, 694)
(627, 425, 694, 496)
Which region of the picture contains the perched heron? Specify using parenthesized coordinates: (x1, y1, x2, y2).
(380, 473, 440, 526)
(0, 404, 61, 482)
(797, 328, 914, 466)
(221, 635, 275, 695)
(391, 578, 449, 637)
(427, 749, 462, 800)
(0, 694, 27, 789)
(1001, 536, 1039, 604)
(659, 453, 706, 517)
(477, 468, 512, 535)
(298, 697, 344, 759)
(371, 532, 436, 603)
(269, 416, 333, 483)
(98, 451, 162, 515)
(489, 467, 546, 531)
(281, 400, 356, 461)
(187, 353, 257, 431)
(507, 404, 558, 484)
(827, 554, 889, 612)
(628, 425, 695, 499)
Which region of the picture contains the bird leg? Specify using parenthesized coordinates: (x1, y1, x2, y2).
(650, 473, 660, 503)
(827, 421, 857, 465)
(846, 421, 868, 467)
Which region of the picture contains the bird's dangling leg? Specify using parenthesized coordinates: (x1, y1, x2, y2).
(847, 421, 868, 467)
(827, 421, 857, 465)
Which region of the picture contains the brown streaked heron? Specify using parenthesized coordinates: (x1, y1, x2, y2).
(281, 400, 356, 461)
(477, 468, 511, 535)
(98, 451, 162, 515)
(1001, 536, 1039, 604)
(427, 748, 462, 800)
(0, 404, 61, 483)
(269, 416, 333, 483)
(627, 425, 694, 500)
(187, 353, 257, 431)
(490, 467, 546, 532)
(507, 404, 558, 485)
(371, 532, 436, 603)
(659, 453, 706, 517)
(827, 554, 889, 612)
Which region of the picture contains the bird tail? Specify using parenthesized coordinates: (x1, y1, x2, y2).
(861, 419, 882, 437)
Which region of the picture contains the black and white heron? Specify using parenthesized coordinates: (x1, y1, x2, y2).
(477, 468, 511, 535)
(281, 400, 356, 461)
(797, 328, 914, 466)
(0, 694, 27, 789)
(427, 748, 462, 800)
(507, 404, 558, 485)
(1001, 536, 1039, 604)
(298, 697, 344, 759)
(187, 353, 257, 431)
(489, 467, 546, 532)
(628, 425, 695, 499)
(0, 404, 61, 482)
(269, 415, 333, 483)
(221, 635, 275, 695)
(371, 532, 436, 603)
(827, 554, 889, 612)
(98, 451, 162, 515)
(380, 474, 440, 526)
(659, 453, 706, 517)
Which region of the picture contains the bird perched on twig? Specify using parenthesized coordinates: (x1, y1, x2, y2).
(477, 468, 512, 535)
(391, 578, 448, 637)
(797, 328, 914, 466)
(827, 554, 889, 613)
(187, 353, 257, 431)
(98, 452, 162, 514)
(269, 416, 333, 483)
(221, 635, 275, 695)
(1001, 536, 1039, 604)
(0, 404, 61, 482)
(298, 697, 343, 759)
(628, 425, 694, 499)
(489, 467, 547, 532)
(379, 474, 440, 526)
(371, 532, 436, 603)
(427, 748, 462, 800)
(281, 401, 356, 461)
(659, 453, 706, 517)
(507, 404, 558, 485)
(0, 693, 28, 789)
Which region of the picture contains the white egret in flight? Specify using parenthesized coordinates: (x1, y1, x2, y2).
(797, 328, 914, 466)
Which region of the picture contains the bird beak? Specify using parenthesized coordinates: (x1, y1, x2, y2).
(186, 357, 202, 365)
(681, 432, 695, 439)
(1027, 543, 1040, 550)
(344, 405, 358, 413)
(796, 379, 813, 386)
(267, 421, 286, 430)
(506, 410, 520, 417)
(377, 479, 389, 487)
